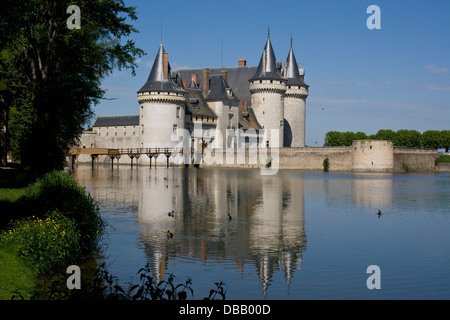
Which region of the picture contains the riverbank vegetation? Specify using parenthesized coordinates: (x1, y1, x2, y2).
(436, 155, 450, 164)
(0, 170, 106, 299)
(0, 170, 226, 300)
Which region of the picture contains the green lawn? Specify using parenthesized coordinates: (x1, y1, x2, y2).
(0, 187, 35, 300)
(0, 187, 27, 229)
(0, 188, 26, 203)
(0, 244, 37, 300)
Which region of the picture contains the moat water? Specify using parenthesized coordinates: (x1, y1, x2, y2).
(73, 166, 450, 300)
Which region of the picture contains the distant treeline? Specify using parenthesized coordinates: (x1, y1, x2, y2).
(324, 129, 450, 151)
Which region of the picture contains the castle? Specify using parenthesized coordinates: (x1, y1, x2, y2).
(79, 33, 309, 161)
(76, 34, 439, 173)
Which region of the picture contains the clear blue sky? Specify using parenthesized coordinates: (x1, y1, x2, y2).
(94, 0, 450, 147)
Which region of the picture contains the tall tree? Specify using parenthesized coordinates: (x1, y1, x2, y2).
(324, 131, 342, 146)
(422, 130, 442, 149)
(441, 130, 450, 153)
(394, 129, 422, 148)
(0, 0, 144, 173)
(374, 129, 396, 142)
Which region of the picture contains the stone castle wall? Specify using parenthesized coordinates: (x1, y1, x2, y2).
(72, 137, 439, 173)
(394, 147, 439, 172)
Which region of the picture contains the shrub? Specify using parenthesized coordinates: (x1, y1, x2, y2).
(436, 155, 450, 165)
(1, 211, 81, 275)
(21, 170, 106, 252)
(323, 158, 330, 172)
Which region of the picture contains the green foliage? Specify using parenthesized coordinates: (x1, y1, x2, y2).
(1, 211, 81, 275)
(128, 264, 194, 301)
(324, 131, 344, 146)
(394, 129, 422, 148)
(323, 158, 330, 172)
(0, 243, 37, 300)
(20, 170, 106, 252)
(436, 155, 450, 164)
(0, 0, 145, 173)
(205, 281, 228, 300)
(323, 129, 447, 149)
(324, 131, 368, 146)
(422, 130, 442, 149)
(441, 130, 450, 152)
(374, 129, 396, 141)
(23, 262, 225, 301)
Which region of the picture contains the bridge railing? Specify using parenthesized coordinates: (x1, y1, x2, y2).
(118, 148, 184, 155)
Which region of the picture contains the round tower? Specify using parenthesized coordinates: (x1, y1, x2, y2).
(283, 43, 309, 148)
(137, 44, 187, 150)
(249, 34, 286, 148)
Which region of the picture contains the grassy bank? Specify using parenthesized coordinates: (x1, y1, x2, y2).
(0, 170, 106, 300)
(436, 155, 450, 164)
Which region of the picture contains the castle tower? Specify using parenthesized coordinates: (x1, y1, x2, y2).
(283, 42, 309, 148)
(249, 34, 287, 148)
(137, 44, 187, 149)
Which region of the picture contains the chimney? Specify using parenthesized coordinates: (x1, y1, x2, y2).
(221, 70, 228, 83)
(202, 68, 210, 97)
(239, 59, 247, 67)
(183, 80, 188, 88)
(191, 74, 198, 86)
(163, 52, 169, 80)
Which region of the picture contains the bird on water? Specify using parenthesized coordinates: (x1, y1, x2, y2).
(167, 230, 173, 238)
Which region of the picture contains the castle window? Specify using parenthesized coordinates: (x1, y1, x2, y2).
(115, 127, 118, 136)
(133, 126, 136, 136)
(98, 128, 101, 136)
(176, 106, 180, 118)
(141, 125, 144, 134)
(124, 126, 127, 136)
(106, 127, 109, 136)
(173, 124, 178, 134)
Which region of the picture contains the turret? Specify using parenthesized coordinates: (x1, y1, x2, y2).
(249, 34, 286, 148)
(283, 42, 309, 147)
(137, 44, 187, 149)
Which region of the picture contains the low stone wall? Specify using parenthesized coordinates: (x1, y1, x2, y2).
(278, 147, 353, 171)
(393, 148, 438, 172)
(436, 163, 450, 172)
(71, 144, 440, 173)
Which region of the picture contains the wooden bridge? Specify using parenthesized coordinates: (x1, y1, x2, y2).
(68, 147, 185, 168)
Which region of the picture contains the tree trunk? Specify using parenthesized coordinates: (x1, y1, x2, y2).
(0, 91, 12, 167)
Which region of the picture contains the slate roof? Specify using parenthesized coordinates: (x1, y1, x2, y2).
(249, 35, 285, 81)
(238, 105, 262, 130)
(138, 44, 185, 94)
(284, 46, 309, 87)
(206, 75, 238, 102)
(184, 88, 217, 119)
(178, 66, 257, 105)
(93, 115, 139, 127)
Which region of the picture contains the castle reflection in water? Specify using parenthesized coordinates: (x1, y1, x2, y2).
(75, 166, 307, 295)
(74, 166, 395, 297)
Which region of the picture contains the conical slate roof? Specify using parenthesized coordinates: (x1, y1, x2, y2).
(138, 44, 185, 93)
(206, 74, 238, 102)
(250, 35, 284, 81)
(285, 45, 308, 87)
